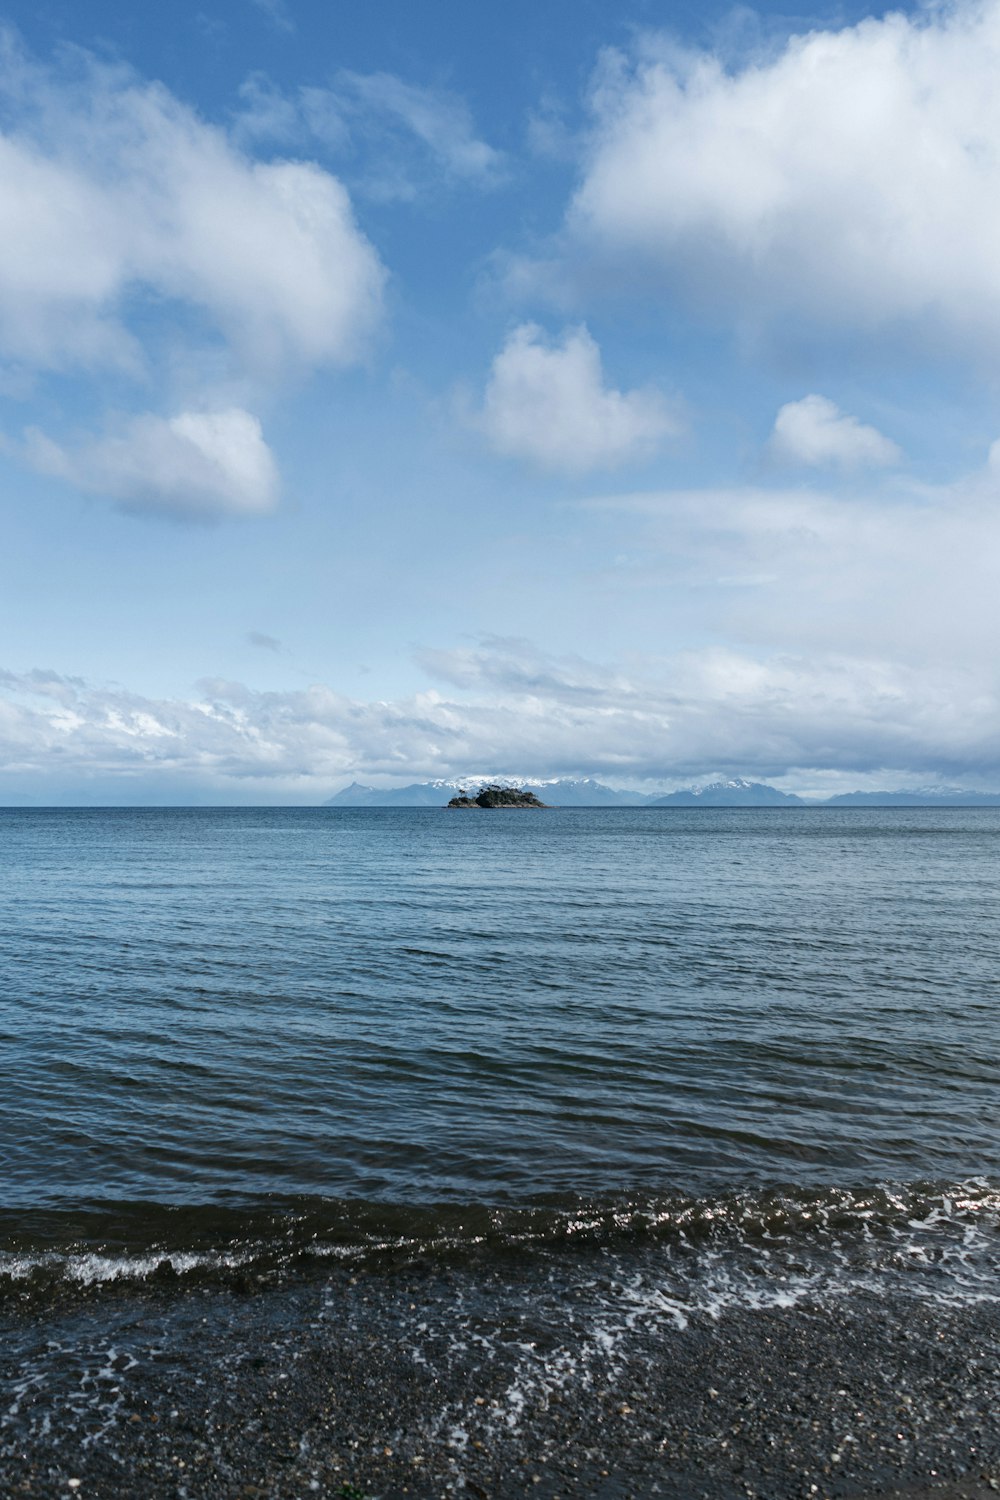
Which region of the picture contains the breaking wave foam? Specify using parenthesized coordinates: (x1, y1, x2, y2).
(0, 1178, 997, 1309)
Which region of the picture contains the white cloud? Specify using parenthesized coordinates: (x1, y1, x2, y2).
(0, 35, 385, 377)
(2, 634, 1000, 800)
(479, 323, 679, 473)
(25, 408, 280, 519)
(416, 639, 1000, 784)
(770, 395, 902, 470)
(568, 3, 1000, 354)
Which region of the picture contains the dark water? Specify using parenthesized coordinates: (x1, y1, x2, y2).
(1, 806, 999, 1496)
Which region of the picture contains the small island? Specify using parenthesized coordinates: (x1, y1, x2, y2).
(447, 783, 548, 809)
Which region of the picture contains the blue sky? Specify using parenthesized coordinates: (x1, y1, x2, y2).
(3, 0, 1000, 801)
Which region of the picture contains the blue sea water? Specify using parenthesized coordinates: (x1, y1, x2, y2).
(1, 806, 997, 1214)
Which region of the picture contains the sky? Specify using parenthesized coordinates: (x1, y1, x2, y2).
(3, 0, 1000, 802)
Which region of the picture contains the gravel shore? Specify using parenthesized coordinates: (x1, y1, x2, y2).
(1, 1254, 998, 1500)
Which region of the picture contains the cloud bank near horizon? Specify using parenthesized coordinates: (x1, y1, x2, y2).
(8, 428, 1000, 797)
(2, 628, 999, 801)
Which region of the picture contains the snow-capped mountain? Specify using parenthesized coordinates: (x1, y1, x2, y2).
(325, 775, 1000, 809)
(325, 777, 654, 807)
(650, 778, 804, 806)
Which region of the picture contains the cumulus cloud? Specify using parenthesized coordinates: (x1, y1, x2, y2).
(568, 3, 1000, 354)
(24, 408, 280, 519)
(0, 34, 385, 377)
(479, 323, 679, 473)
(769, 395, 902, 470)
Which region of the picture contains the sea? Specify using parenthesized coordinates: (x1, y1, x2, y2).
(0, 806, 998, 1499)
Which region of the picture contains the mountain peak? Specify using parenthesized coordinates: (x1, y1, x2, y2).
(653, 779, 803, 807)
(325, 777, 655, 807)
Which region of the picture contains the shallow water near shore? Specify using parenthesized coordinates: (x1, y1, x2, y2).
(1, 806, 998, 1496)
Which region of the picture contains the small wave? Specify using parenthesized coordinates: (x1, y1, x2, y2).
(0, 1178, 997, 1309)
(0, 1247, 254, 1288)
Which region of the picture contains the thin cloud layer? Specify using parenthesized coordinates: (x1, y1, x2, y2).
(570, 3, 1000, 352)
(584, 449, 1000, 667)
(247, 631, 284, 653)
(0, 33, 385, 378)
(25, 409, 280, 519)
(479, 323, 679, 472)
(235, 68, 504, 198)
(332, 70, 506, 191)
(770, 395, 901, 470)
(249, 0, 296, 34)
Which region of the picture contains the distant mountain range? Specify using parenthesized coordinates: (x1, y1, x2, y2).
(650, 778, 802, 806)
(823, 786, 1000, 806)
(326, 777, 651, 807)
(326, 776, 1000, 807)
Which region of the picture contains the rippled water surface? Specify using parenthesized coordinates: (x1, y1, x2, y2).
(2, 807, 998, 1213)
